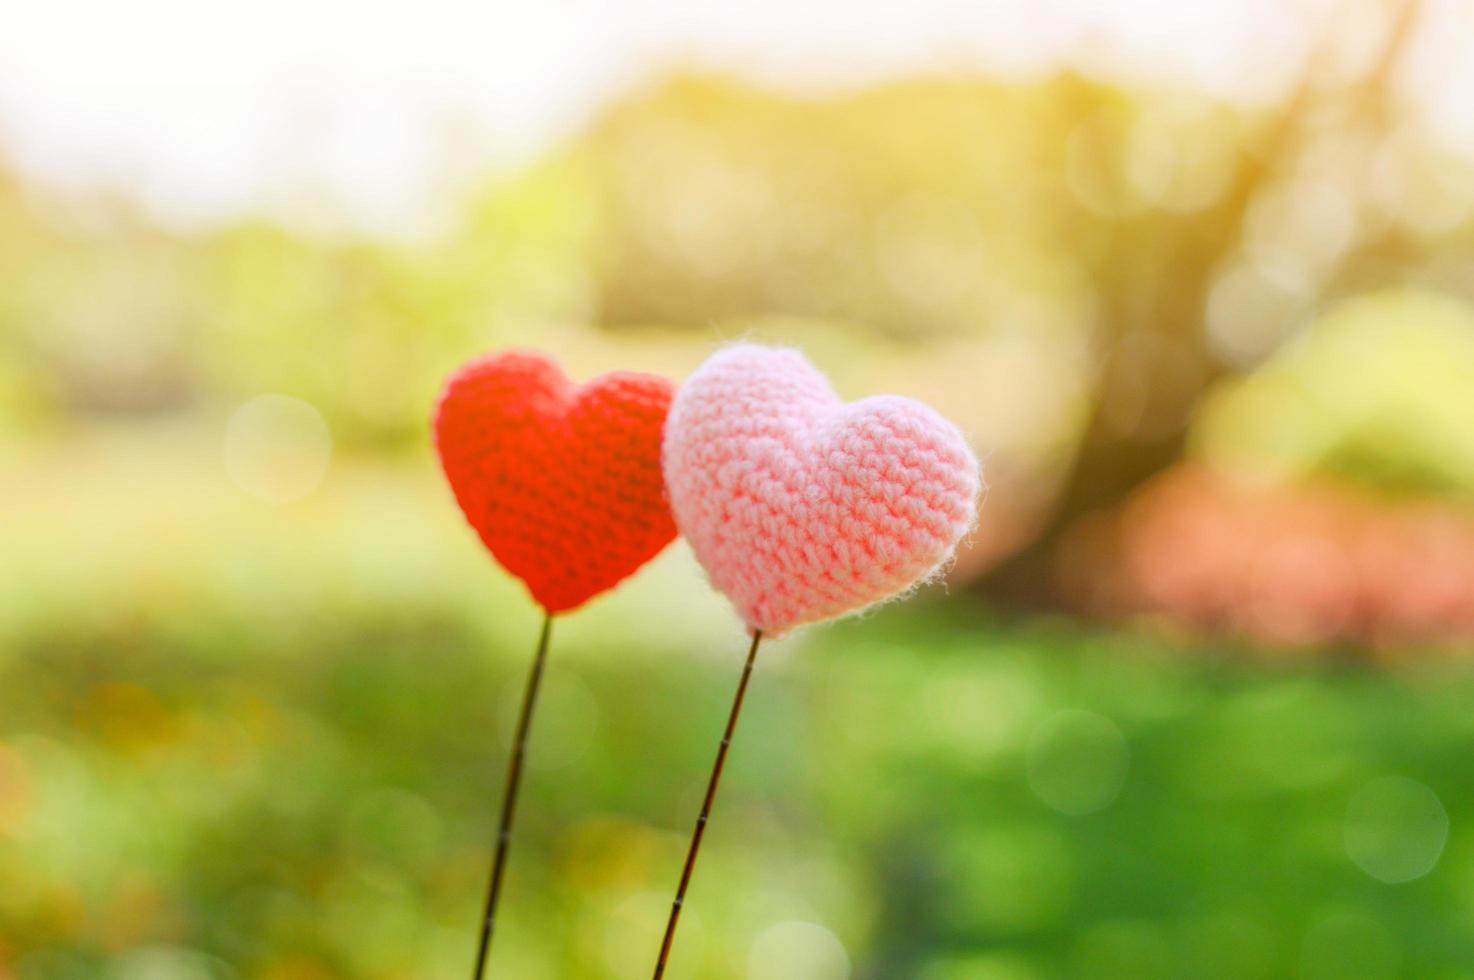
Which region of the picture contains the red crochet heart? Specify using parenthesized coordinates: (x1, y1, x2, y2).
(433, 350, 678, 613)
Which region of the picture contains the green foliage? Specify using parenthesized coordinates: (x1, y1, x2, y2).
(5, 445, 1474, 977)
(1196, 289, 1474, 499)
(0, 74, 1253, 453)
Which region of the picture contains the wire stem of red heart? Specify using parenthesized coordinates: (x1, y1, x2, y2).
(472, 612, 553, 980)
(652, 628, 765, 979)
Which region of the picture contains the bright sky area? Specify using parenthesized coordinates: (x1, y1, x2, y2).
(2, 0, 1471, 233)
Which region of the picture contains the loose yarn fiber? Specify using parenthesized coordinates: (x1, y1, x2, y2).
(433, 350, 678, 613)
(663, 344, 981, 635)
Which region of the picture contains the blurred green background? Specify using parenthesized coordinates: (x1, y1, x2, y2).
(6, 1, 1474, 977)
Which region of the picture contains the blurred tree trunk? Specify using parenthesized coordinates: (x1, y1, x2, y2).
(978, 0, 1423, 604)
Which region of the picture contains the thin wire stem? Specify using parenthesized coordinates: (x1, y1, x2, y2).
(472, 612, 553, 980)
(652, 629, 765, 979)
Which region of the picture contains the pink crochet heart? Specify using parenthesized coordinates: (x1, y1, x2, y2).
(663, 344, 981, 635)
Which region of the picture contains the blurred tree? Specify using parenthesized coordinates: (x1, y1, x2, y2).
(980, 0, 1430, 601)
(557, 2, 1456, 606)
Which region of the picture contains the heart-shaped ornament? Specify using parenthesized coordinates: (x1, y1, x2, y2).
(434, 350, 678, 613)
(663, 344, 980, 635)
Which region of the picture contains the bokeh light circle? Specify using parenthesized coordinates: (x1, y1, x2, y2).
(223, 394, 332, 504)
(747, 920, 850, 980)
(1026, 710, 1130, 816)
(112, 946, 222, 980)
(1344, 775, 1448, 884)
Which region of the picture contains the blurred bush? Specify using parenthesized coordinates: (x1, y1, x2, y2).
(7, 458, 1474, 976)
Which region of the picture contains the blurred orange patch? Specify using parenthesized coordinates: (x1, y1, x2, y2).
(255, 956, 337, 980)
(76, 682, 179, 757)
(1071, 464, 1474, 652)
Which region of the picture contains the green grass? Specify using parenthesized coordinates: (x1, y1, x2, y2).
(5, 433, 1474, 978)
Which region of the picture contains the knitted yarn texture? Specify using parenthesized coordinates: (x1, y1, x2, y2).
(663, 344, 980, 635)
(433, 350, 678, 614)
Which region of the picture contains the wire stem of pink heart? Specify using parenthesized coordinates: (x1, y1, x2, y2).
(472, 612, 553, 980)
(652, 628, 765, 979)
